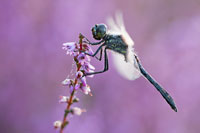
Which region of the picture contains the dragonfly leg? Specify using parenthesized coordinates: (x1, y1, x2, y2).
(83, 37, 104, 45)
(84, 47, 109, 76)
(95, 48, 103, 61)
(84, 44, 105, 59)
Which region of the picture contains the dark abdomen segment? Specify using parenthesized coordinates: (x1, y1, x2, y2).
(134, 55, 177, 112)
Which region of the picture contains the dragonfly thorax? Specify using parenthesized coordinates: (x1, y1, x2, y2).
(104, 34, 128, 58)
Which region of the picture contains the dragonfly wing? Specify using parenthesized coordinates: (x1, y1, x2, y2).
(107, 12, 141, 80)
(107, 11, 134, 46)
(111, 50, 141, 80)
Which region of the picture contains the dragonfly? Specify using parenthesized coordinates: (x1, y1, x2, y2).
(82, 12, 177, 112)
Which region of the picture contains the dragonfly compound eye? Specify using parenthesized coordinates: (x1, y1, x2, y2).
(91, 24, 107, 40)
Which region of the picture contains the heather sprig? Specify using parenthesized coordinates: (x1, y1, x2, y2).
(54, 34, 95, 132)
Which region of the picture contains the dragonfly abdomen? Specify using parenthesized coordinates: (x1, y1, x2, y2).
(134, 55, 177, 112)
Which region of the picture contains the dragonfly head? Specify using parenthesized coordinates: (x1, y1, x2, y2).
(91, 24, 107, 40)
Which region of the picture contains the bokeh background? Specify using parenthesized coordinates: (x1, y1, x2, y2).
(1, 0, 200, 133)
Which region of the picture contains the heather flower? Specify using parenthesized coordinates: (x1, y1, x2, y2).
(59, 96, 69, 103)
(80, 84, 91, 95)
(75, 71, 91, 93)
(71, 107, 82, 115)
(82, 44, 94, 55)
(62, 42, 77, 56)
(69, 84, 74, 94)
(62, 78, 72, 86)
(77, 53, 90, 65)
(81, 62, 95, 73)
(76, 71, 84, 78)
(54, 120, 62, 129)
(74, 84, 80, 90)
(75, 71, 86, 87)
(80, 76, 87, 86)
(71, 107, 86, 116)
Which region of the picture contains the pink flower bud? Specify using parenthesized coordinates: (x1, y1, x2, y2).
(82, 62, 95, 72)
(74, 84, 80, 90)
(83, 44, 94, 55)
(69, 85, 74, 94)
(62, 42, 77, 55)
(80, 76, 87, 86)
(54, 120, 62, 129)
(59, 96, 69, 103)
(76, 71, 83, 78)
(72, 107, 86, 116)
(80, 85, 91, 95)
(77, 53, 86, 65)
(62, 78, 72, 86)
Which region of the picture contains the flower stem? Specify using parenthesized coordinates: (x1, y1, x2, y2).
(59, 90, 75, 133)
(59, 34, 84, 133)
(79, 33, 84, 51)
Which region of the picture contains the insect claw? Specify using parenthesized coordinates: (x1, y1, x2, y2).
(83, 72, 94, 77)
(83, 40, 90, 44)
(83, 37, 92, 44)
(82, 73, 87, 77)
(95, 56, 99, 60)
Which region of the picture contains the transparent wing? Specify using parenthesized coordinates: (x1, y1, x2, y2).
(107, 12, 141, 80)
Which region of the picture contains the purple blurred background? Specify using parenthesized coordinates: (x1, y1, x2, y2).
(1, 0, 200, 133)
